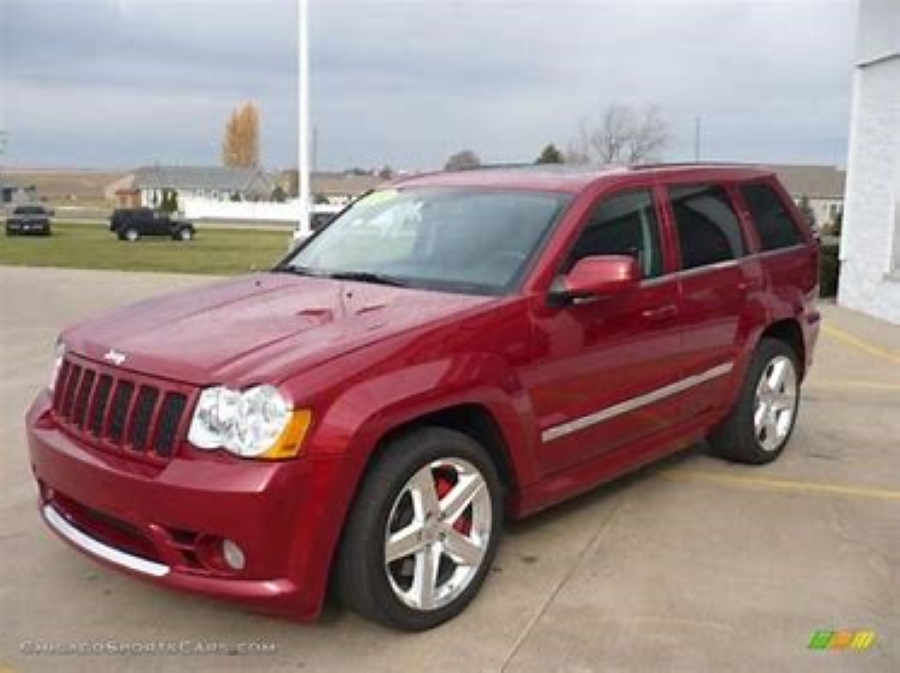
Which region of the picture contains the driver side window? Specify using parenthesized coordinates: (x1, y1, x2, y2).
(564, 189, 663, 278)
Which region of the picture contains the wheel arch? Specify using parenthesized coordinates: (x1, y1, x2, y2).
(369, 403, 518, 505)
(759, 318, 806, 378)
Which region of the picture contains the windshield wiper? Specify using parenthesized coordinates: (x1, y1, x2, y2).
(324, 270, 409, 287)
(273, 265, 324, 277)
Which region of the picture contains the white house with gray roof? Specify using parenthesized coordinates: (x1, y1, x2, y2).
(839, 0, 900, 324)
(111, 165, 274, 208)
(766, 164, 846, 229)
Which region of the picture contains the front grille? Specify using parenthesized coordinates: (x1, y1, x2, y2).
(52, 355, 193, 461)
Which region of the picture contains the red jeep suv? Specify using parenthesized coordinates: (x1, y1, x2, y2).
(26, 165, 819, 630)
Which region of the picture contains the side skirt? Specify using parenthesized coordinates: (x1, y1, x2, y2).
(512, 410, 723, 519)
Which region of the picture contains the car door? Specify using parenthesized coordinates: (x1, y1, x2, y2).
(150, 211, 170, 236)
(664, 183, 762, 420)
(524, 187, 684, 475)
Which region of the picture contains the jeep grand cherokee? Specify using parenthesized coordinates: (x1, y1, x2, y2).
(27, 164, 819, 630)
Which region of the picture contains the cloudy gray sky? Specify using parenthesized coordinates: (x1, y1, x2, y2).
(0, 0, 856, 170)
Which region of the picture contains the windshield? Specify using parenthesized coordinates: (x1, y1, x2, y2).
(282, 188, 570, 294)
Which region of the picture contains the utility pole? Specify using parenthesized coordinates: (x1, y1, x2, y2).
(294, 0, 311, 243)
(694, 116, 702, 162)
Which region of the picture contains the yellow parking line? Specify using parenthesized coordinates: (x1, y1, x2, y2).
(660, 469, 900, 502)
(822, 325, 900, 365)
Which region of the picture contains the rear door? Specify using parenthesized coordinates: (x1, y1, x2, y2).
(150, 211, 171, 236)
(665, 183, 763, 420)
(525, 186, 684, 475)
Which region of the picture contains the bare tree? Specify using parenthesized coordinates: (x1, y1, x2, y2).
(222, 102, 261, 168)
(444, 150, 481, 171)
(568, 104, 669, 165)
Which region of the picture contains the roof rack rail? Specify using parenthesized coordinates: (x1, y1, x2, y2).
(630, 160, 765, 171)
(390, 162, 542, 185)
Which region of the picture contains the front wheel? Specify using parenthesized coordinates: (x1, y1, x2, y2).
(175, 228, 194, 241)
(708, 338, 801, 464)
(123, 228, 140, 242)
(335, 427, 503, 630)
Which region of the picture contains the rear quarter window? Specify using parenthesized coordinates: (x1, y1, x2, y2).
(740, 182, 803, 251)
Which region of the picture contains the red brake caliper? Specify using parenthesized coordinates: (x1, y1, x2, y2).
(435, 472, 471, 535)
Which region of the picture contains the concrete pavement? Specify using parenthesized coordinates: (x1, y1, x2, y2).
(0, 266, 897, 672)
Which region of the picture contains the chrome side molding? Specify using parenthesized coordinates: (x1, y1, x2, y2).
(542, 361, 734, 443)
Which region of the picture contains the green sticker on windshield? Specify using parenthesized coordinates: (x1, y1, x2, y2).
(358, 189, 399, 207)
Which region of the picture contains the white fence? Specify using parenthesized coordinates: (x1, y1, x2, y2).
(182, 197, 302, 223)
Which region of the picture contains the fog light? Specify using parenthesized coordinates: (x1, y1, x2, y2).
(222, 539, 246, 571)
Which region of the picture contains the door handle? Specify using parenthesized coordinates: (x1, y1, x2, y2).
(641, 305, 677, 322)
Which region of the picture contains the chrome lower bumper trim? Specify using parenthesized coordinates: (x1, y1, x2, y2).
(42, 504, 170, 577)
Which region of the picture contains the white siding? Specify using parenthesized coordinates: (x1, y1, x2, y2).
(839, 53, 900, 323)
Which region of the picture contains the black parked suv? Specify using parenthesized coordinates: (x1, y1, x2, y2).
(109, 208, 195, 242)
(6, 205, 53, 236)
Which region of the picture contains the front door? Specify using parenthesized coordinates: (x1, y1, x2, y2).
(524, 187, 684, 475)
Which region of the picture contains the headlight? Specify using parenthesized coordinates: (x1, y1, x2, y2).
(187, 385, 312, 459)
(49, 341, 66, 393)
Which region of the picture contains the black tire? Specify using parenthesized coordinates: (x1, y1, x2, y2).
(335, 427, 503, 631)
(123, 228, 140, 242)
(708, 338, 801, 465)
(175, 228, 194, 241)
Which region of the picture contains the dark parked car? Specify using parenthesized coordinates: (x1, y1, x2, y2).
(6, 205, 53, 236)
(29, 164, 819, 630)
(109, 208, 195, 242)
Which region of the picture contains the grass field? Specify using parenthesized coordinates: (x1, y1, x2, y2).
(0, 221, 292, 275)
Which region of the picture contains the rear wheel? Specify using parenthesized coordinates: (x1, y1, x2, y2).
(708, 338, 800, 464)
(335, 427, 502, 630)
(176, 228, 194, 241)
(123, 228, 140, 242)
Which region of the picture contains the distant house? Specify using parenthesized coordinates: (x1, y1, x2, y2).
(839, 0, 900, 324)
(311, 172, 385, 205)
(110, 166, 275, 208)
(276, 170, 386, 206)
(0, 177, 37, 205)
(767, 164, 846, 228)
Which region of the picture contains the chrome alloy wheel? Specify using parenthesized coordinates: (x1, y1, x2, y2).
(384, 458, 492, 611)
(753, 355, 798, 452)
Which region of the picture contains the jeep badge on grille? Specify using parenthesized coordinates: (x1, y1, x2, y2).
(103, 349, 126, 366)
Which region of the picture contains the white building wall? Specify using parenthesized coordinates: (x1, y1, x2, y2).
(838, 0, 900, 324)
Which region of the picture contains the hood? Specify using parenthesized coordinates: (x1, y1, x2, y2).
(64, 273, 497, 385)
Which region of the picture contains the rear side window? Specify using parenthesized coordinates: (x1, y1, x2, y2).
(565, 189, 663, 278)
(740, 183, 802, 251)
(670, 185, 745, 270)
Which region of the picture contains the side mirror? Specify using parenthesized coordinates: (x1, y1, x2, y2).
(550, 255, 641, 304)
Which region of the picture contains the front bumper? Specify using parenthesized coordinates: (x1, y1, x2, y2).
(7, 222, 50, 234)
(26, 392, 346, 620)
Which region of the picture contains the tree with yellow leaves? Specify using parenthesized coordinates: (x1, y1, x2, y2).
(222, 102, 260, 168)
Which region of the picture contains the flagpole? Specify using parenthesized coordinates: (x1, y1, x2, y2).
(295, 0, 311, 242)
